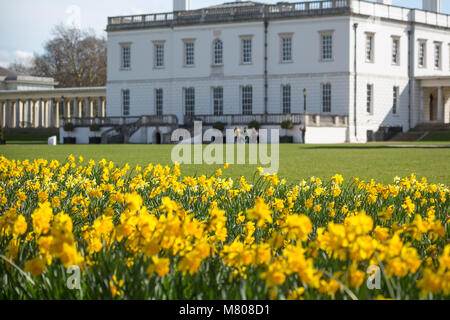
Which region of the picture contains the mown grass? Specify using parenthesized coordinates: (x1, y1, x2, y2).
(421, 131, 450, 142)
(1, 142, 449, 185)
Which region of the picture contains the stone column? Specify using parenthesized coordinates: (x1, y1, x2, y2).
(4, 100, 10, 128)
(84, 97, 90, 118)
(97, 97, 103, 117)
(89, 99, 95, 118)
(62, 98, 67, 119)
(0, 101, 4, 127)
(102, 98, 106, 117)
(16, 100, 21, 128)
(38, 99, 43, 128)
(73, 98, 78, 120)
(437, 87, 443, 122)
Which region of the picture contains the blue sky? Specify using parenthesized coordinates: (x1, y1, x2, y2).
(1, 0, 449, 67)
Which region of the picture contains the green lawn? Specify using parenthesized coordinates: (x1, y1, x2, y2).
(1, 142, 449, 185)
(421, 131, 450, 142)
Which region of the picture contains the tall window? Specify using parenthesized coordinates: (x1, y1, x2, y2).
(434, 42, 442, 69)
(393, 86, 399, 115)
(212, 87, 224, 115)
(366, 84, 373, 114)
(392, 37, 400, 65)
(122, 89, 130, 115)
(121, 45, 131, 69)
(242, 86, 253, 115)
(154, 42, 165, 68)
(418, 41, 426, 68)
(155, 89, 163, 115)
(282, 85, 291, 113)
(322, 83, 331, 113)
(241, 37, 252, 64)
(366, 33, 374, 62)
(184, 41, 195, 66)
(281, 35, 292, 63)
(213, 39, 223, 65)
(320, 32, 333, 61)
(184, 88, 195, 116)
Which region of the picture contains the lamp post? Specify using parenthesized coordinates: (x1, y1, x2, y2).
(302, 88, 307, 144)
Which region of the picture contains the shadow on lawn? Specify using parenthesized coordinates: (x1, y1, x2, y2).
(302, 144, 450, 150)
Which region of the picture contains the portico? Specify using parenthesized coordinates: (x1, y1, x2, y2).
(0, 87, 106, 129)
(418, 77, 450, 124)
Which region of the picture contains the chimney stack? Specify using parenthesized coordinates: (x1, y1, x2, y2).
(173, 0, 191, 12)
(422, 0, 441, 13)
(376, 0, 392, 5)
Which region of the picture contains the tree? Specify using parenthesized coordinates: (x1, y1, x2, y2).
(30, 24, 107, 88)
(7, 61, 34, 75)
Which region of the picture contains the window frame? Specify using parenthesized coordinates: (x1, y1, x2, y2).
(319, 30, 334, 62)
(281, 84, 291, 114)
(391, 36, 400, 66)
(155, 88, 163, 116)
(366, 84, 374, 114)
(240, 36, 253, 65)
(213, 39, 224, 66)
(241, 85, 253, 115)
(392, 86, 399, 115)
(120, 43, 132, 70)
(183, 39, 195, 67)
(183, 87, 195, 116)
(280, 33, 293, 64)
(365, 32, 375, 63)
(321, 83, 332, 113)
(418, 39, 427, 68)
(122, 89, 130, 116)
(153, 41, 165, 69)
(212, 87, 224, 115)
(434, 41, 442, 70)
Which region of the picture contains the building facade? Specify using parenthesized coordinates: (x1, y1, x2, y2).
(103, 0, 450, 144)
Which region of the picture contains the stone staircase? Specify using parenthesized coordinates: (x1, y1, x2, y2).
(390, 123, 450, 142)
(101, 115, 179, 144)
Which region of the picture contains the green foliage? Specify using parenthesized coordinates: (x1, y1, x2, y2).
(280, 120, 294, 130)
(248, 120, 260, 130)
(212, 122, 225, 132)
(89, 123, 100, 132)
(63, 122, 75, 132)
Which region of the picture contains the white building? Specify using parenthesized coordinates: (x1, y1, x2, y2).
(75, 0, 450, 143)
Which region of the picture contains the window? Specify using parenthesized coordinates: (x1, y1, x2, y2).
(155, 89, 163, 115)
(122, 89, 130, 115)
(282, 85, 291, 113)
(184, 88, 195, 116)
(241, 37, 252, 64)
(365, 33, 374, 63)
(184, 40, 195, 66)
(121, 44, 131, 69)
(392, 37, 400, 65)
(434, 42, 442, 69)
(154, 42, 165, 68)
(241, 86, 253, 115)
(322, 83, 331, 113)
(213, 39, 223, 65)
(418, 40, 427, 68)
(212, 87, 224, 115)
(393, 86, 399, 115)
(320, 32, 333, 61)
(281, 34, 292, 63)
(367, 84, 373, 114)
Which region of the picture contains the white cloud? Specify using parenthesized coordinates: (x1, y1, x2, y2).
(0, 50, 35, 68)
(66, 5, 82, 29)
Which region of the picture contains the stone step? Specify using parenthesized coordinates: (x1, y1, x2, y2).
(390, 131, 427, 142)
(411, 123, 450, 132)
